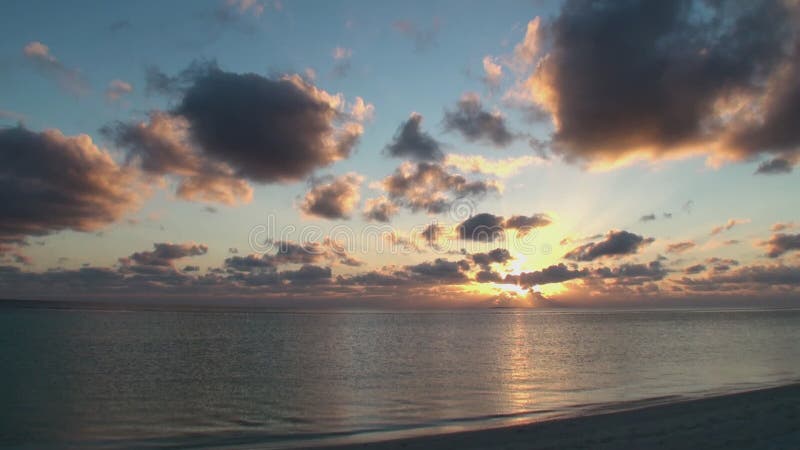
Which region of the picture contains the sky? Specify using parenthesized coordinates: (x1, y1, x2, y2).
(1, 0, 799, 308)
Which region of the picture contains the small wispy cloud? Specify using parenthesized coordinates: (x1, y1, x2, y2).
(23, 41, 89, 95)
(105, 79, 133, 102)
(710, 218, 750, 236)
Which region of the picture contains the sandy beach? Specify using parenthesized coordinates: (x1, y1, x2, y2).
(317, 384, 800, 450)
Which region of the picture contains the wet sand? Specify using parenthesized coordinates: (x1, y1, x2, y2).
(316, 384, 800, 450)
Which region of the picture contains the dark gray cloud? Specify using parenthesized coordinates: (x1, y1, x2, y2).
(175, 65, 361, 182)
(763, 233, 800, 258)
(337, 269, 412, 287)
(456, 213, 505, 242)
(407, 258, 470, 283)
(508, 263, 588, 288)
(707, 257, 738, 273)
(475, 270, 503, 283)
(281, 264, 332, 284)
(119, 242, 208, 274)
(755, 157, 794, 175)
(385, 113, 444, 161)
(457, 212, 553, 241)
(504, 214, 552, 235)
(519, 0, 800, 171)
(380, 162, 499, 215)
(564, 230, 654, 261)
(443, 94, 514, 147)
(421, 223, 442, 243)
(0, 126, 143, 242)
(678, 264, 800, 292)
(684, 264, 707, 275)
(592, 260, 668, 285)
(341, 256, 472, 287)
(225, 240, 360, 272)
(299, 173, 362, 219)
(225, 254, 275, 272)
(470, 248, 512, 269)
(108, 62, 368, 204)
(362, 196, 399, 222)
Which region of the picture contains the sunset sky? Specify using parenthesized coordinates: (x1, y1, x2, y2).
(1, 0, 800, 307)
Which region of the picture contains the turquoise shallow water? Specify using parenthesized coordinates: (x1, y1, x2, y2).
(2, 304, 799, 449)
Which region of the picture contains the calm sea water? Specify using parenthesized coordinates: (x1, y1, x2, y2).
(2, 305, 799, 449)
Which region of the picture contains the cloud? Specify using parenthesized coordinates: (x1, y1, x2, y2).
(443, 93, 515, 147)
(349, 97, 374, 122)
(23, 41, 89, 94)
(503, 214, 552, 235)
(103, 111, 253, 205)
(300, 173, 363, 219)
(385, 113, 443, 161)
(226, 239, 361, 274)
(482, 56, 503, 88)
(772, 222, 796, 232)
(470, 248, 512, 269)
(512, 17, 541, 69)
(225, 254, 275, 272)
(762, 233, 800, 258)
(279, 264, 332, 283)
(507, 263, 588, 288)
(684, 264, 706, 275)
(506, 1, 800, 171)
(106, 79, 133, 102)
(331, 46, 353, 77)
(0, 246, 32, 266)
(666, 240, 696, 254)
(678, 263, 800, 292)
(706, 257, 739, 273)
(710, 218, 749, 235)
(592, 260, 668, 285)
(363, 196, 399, 222)
(456, 213, 504, 242)
(226, 0, 265, 17)
(120, 242, 208, 273)
(379, 162, 500, 215)
(443, 153, 543, 177)
(392, 19, 440, 52)
(755, 157, 795, 175)
(175, 68, 363, 181)
(564, 230, 654, 261)
(421, 223, 442, 244)
(0, 109, 26, 124)
(406, 258, 470, 283)
(338, 256, 473, 288)
(0, 126, 145, 242)
(106, 62, 371, 204)
(456, 212, 551, 241)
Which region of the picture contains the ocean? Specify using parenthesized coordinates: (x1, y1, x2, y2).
(2, 304, 799, 449)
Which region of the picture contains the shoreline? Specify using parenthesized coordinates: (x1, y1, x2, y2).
(303, 383, 800, 450)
